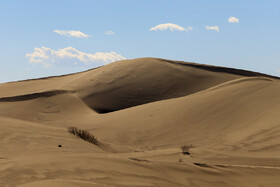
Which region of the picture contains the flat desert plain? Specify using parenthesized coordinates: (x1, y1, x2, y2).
(1, 58, 280, 186)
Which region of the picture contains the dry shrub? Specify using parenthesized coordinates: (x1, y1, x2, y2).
(181, 144, 194, 155)
(67, 126, 99, 145)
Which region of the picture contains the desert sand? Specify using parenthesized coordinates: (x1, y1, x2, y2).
(1, 57, 280, 186)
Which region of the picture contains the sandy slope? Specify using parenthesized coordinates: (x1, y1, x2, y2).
(1, 58, 280, 186)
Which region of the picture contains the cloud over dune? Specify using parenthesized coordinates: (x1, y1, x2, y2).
(228, 16, 239, 23)
(205, 26, 219, 32)
(26, 46, 126, 67)
(150, 23, 192, 32)
(54, 30, 90, 38)
(105, 31, 115, 35)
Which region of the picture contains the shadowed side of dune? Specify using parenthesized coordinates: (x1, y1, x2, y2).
(0, 90, 72, 102)
(1, 58, 279, 114)
(87, 76, 280, 152)
(161, 58, 280, 80)
(69, 58, 242, 113)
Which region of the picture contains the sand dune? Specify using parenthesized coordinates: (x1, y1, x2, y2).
(1, 58, 280, 186)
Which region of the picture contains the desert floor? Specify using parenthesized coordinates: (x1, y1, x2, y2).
(1, 58, 280, 186)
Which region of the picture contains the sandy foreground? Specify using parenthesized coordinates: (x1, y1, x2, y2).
(1, 58, 280, 186)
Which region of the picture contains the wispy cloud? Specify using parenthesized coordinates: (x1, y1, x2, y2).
(228, 17, 239, 23)
(205, 26, 219, 32)
(54, 30, 90, 38)
(150, 23, 192, 32)
(105, 30, 115, 35)
(26, 46, 125, 68)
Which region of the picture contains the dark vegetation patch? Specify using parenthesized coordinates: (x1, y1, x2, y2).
(181, 144, 194, 155)
(67, 126, 99, 145)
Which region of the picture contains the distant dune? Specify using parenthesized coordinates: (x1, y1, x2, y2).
(1, 58, 280, 186)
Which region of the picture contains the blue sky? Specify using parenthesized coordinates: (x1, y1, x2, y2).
(1, 0, 280, 83)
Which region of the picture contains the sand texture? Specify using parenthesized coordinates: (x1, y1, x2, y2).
(1, 58, 280, 186)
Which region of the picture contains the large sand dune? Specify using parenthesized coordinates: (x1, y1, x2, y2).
(1, 58, 280, 186)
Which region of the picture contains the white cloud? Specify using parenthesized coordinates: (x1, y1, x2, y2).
(150, 23, 192, 32)
(105, 30, 115, 35)
(26, 46, 126, 68)
(228, 17, 239, 23)
(205, 26, 219, 32)
(54, 30, 90, 38)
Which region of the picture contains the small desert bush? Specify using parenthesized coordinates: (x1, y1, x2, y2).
(181, 144, 194, 155)
(67, 126, 99, 145)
